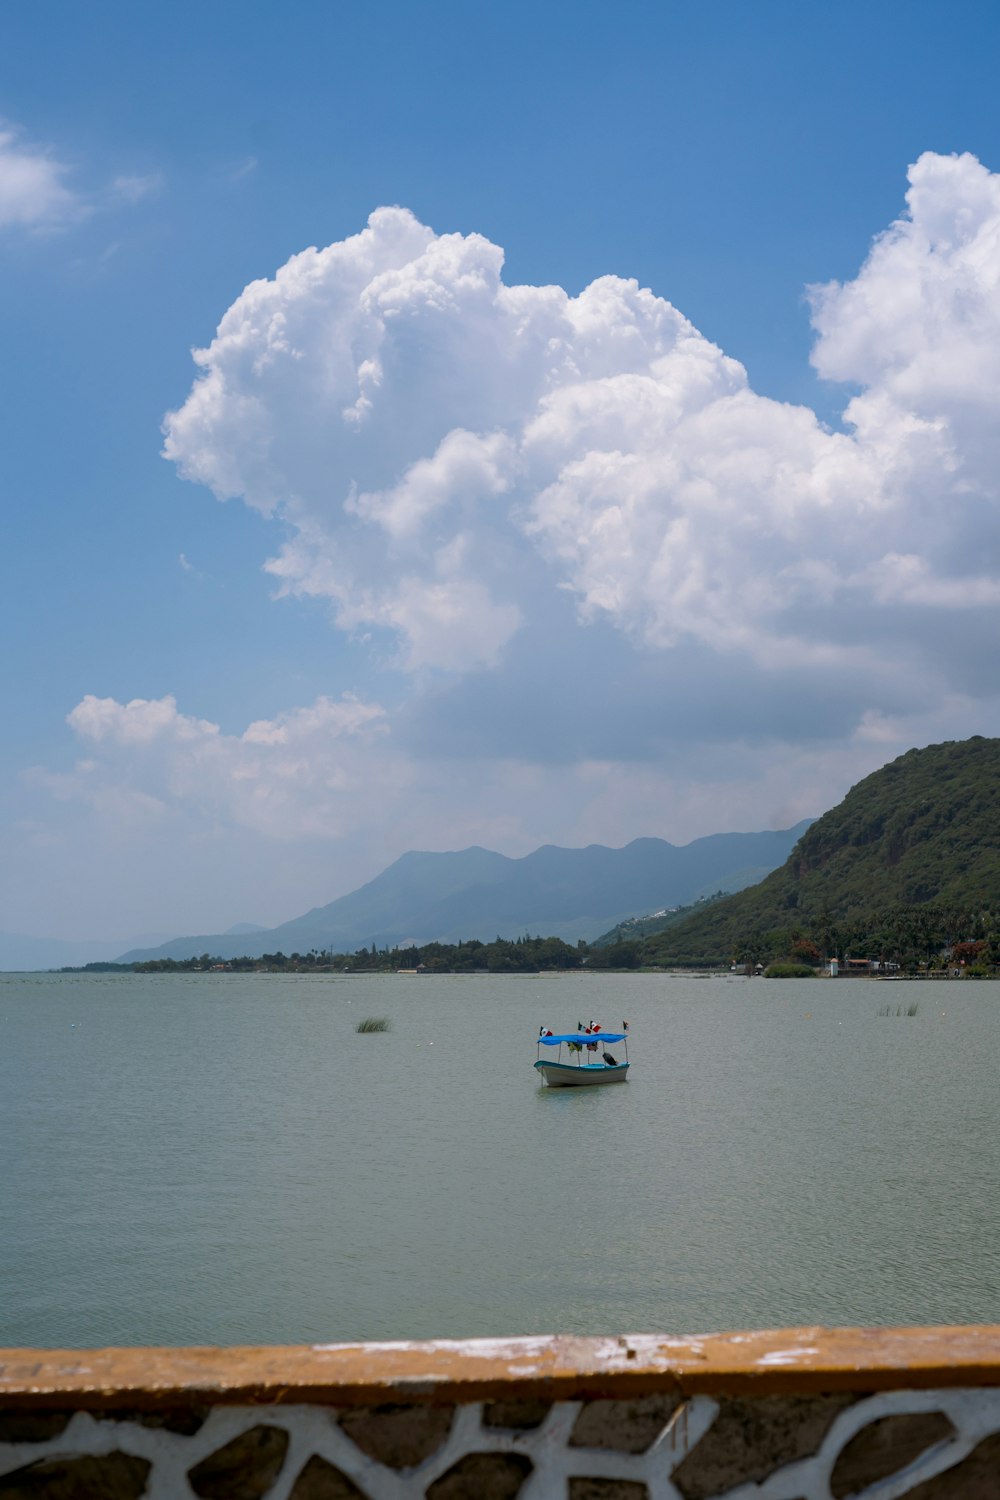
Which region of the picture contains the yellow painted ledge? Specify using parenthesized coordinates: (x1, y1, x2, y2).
(3, 1326, 1000, 1409)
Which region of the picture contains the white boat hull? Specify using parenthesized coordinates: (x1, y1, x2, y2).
(534, 1060, 629, 1087)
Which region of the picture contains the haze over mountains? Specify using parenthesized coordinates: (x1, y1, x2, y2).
(0, 931, 175, 973)
(115, 824, 812, 964)
(0, 922, 268, 972)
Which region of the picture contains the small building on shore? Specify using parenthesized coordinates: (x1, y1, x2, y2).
(827, 956, 900, 978)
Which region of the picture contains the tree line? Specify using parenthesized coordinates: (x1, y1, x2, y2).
(64, 901, 1000, 976)
(125, 933, 590, 974)
(673, 902, 1000, 973)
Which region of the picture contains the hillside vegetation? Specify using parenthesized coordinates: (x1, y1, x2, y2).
(642, 737, 1000, 968)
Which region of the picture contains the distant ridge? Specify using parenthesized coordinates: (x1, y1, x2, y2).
(116, 823, 812, 963)
(0, 929, 176, 973)
(641, 736, 1000, 965)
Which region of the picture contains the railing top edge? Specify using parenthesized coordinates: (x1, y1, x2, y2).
(4, 1327, 1000, 1409)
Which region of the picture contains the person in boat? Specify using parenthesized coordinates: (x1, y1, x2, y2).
(602, 1051, 618, 1066)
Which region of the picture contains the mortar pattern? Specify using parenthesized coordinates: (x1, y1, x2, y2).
(2, 1386, 1000, 1498)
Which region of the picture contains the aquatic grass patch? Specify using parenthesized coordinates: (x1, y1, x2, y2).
(356, 1016, 391, 1033)
(877, 1003, 919, 1017)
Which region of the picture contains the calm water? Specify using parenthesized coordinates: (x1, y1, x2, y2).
(2, 970, 999, 1347)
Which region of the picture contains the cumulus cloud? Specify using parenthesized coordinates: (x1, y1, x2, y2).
(0, 125, 79, 230)
(18, 153, 1000, 937)
(64, 693, 390, 840)
(810, 151, 1000, 515)
(69, 694, 218, 746)
(40, 684, 997, 923)
(163, 153, 1000, 705)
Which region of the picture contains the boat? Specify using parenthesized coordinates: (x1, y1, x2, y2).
(534, 1025, 630, 1087)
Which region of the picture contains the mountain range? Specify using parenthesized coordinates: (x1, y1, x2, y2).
(115, 822, 812, 964)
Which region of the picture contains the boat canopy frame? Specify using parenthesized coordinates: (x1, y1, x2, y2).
(535, 1028, 629, 1069)
(537, 1031, 627, 1046)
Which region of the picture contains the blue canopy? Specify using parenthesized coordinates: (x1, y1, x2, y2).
(538, 1032, 627, 1045)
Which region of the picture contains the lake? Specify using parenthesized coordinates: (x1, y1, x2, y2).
(2, 970, 999, 1348)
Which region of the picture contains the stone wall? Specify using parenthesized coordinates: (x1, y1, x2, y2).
(2, 1326, 999, 1497)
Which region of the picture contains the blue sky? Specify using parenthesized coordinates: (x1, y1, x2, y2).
(3, 0, 1000, 945)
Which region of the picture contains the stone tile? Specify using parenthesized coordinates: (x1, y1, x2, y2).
(425, 1452, 533, 1498)
(568, 1481, 649, 1499)
(288, 1454, 369, 1499)
(900, 1428, 1000, 1498)
(0, 1414, 73, 1445)
(337, 1404, 454, 1469)
(0, 1451, 150, 1498)
(482, 1400, 553, 1430)
(831, 1411, 955, 1497)
(570, 1394, 681, 1454)
(672, 1395, 856, 1500)
(187, 1423, 289, 1499)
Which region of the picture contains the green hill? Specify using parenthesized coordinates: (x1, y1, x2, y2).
(642, 736, 1000, 968)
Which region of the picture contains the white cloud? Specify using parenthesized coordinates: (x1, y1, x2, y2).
(0, 126, 80, 230)
(810, 152, 1000, 406)
(810, 150, 1000, 505)
(855, 551, 1000, 608)
(65, 693, 389, 840)
(348, 429, 514, 539)
(163, 155, 1000, 701)
(110, 172, 163, 204)
(524, 383, 882, 659)
(16, 154, 1000, 939)
(0, 124, 167, 236)
(24, 682, 996, 939)
(69, 694, 219, 746)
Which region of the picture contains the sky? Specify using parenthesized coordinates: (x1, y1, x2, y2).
(3, 0, 1000, 945)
